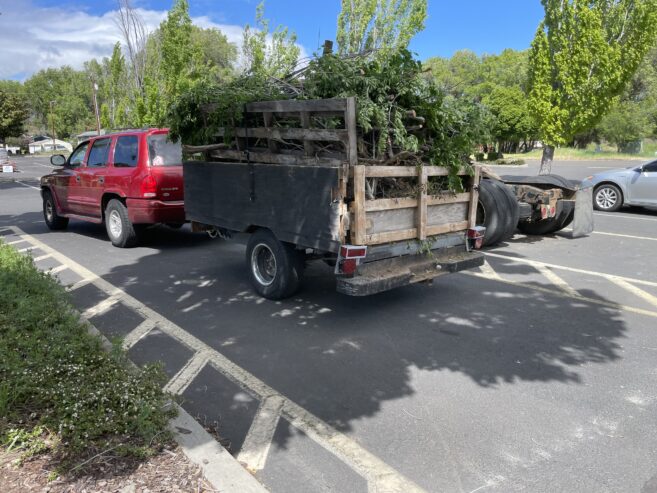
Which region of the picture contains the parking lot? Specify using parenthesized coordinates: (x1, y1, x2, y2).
(1, 155, 656, 492)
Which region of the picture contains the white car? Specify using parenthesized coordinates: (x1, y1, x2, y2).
(584, 160, 657, 211)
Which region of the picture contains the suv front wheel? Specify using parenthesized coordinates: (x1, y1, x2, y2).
(105, 199, 140, 248)
(43, 190, 69, 230)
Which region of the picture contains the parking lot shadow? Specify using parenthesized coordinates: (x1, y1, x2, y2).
(1, 212, 629, 454)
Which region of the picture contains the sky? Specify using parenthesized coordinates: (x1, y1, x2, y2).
(0, 0, 546, 80)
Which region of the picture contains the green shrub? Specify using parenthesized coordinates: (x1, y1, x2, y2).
(474, 152, 485, 162)
(494, 158, 525, 165)
(487, 151, 500, 160)
(0, 242, 175, 467)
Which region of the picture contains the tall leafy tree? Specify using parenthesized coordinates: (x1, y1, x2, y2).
(528, 0, 657, 174)
(242, 2, 300, 78)
(337, 0, 427, 56)
(0, 81, 29, 143)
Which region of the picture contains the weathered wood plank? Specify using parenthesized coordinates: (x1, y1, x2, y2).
(427, 203, 468, 226)
(426, 221, 469, 236)
(418, 166, 428, 240)
(183, 143, 229, 153)
(352, 165, 367, 245)
(346, 97, 358, 167)
(365, 197, 417, 212)
(300, 111, 315, 157)
(209, 149, 343, 167)
(468, 165, 481, 229)
(246, 98, 348, 113)
(427, 193, 471, 206)
(262, 113, 278, 153)
(364, 228, 417, 245)
(215, 127, 348, 143)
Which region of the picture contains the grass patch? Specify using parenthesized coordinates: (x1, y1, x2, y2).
(0, 241, 175, 471)
(506, 141, 657, 161)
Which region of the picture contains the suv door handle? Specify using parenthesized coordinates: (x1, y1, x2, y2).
(75, 176, 81, 183)
(98, 176, 105, 184)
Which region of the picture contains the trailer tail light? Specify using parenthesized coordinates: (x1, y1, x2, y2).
(336, 245, 368, 276)
(141, 174, 158, 198)
(540, 204, 556, 219)
(467, 226, 486, 250)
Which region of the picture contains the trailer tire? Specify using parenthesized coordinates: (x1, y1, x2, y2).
(477, 179, 518, 246)
(517, 200, 574, 235)
(246, 229, 305, 300)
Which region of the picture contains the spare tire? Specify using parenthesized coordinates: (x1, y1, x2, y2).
(477, 179, 519, 246)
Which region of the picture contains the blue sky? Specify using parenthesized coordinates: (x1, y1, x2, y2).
(34, 0, 545, 58)
(1, 1, 546, 79)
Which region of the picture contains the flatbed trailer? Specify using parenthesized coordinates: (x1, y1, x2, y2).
(183, 97, 486, 299)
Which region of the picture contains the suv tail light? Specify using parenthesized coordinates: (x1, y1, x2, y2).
(141, 174, 158, 198)
(335, 245, 368, 276)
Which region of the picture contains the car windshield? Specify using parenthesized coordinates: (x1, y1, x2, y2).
(147, 134, 182, 167)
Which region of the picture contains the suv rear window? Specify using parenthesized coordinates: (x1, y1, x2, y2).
(148, 134, 182, 167)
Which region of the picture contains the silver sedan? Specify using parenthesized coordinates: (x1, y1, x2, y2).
(584, 160, 657, 212)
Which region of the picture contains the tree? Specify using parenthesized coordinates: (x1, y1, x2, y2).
(242, 2, 300, 78)
(336, 0, 427, 56)
(483, 86, 538, 152)
(599, 101, 651, 151)
(528, 0, 657, 174)
(191, 26, 238, 79)
(0, 81, 28, 143)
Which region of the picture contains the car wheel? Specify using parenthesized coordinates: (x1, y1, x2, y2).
(246, 229, 305, 300)
(594, 183, 623, 212)
(42, 190, 69, 230)
(105, 199, 139, 248)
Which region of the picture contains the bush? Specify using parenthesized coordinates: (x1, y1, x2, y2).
(493, 158, 525, 165)
(474, 152, 485, 162)
(487, 151, 500, 160)
(0, 242, 175, 468)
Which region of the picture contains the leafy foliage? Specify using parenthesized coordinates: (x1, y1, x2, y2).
(0, 242, 174, 467)
(528, 0, 657, 170)
(337, 0, 427, 57)
(242, 2, 300, 78)
(0, 80, 28, 141)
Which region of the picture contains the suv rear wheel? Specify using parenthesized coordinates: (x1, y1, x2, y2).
(105, 199, 139, 248)
(43, 190, 69, 230)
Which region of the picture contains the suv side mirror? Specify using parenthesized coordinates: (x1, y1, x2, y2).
(50, 154, 66, 166)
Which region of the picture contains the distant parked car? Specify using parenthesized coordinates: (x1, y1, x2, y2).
(40, 128, 185, 247)
(585, 160, 657, 212)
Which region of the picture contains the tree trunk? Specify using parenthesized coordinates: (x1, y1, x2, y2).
(539, 145, 554, 175)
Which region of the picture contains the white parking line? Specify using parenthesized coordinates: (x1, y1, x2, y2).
(8, 225, 426, 493)
(609, 278, 657, 310)
(16, 181, 40, 190)
(238, 395, 284, 472)
(164, 350, 211, 396)
(80, 294, 121, 319)
(534, 265, 580, 298)
(594, 212, 657, 222)
(563, 228, 657, 241)
(122, 319, 157, 350)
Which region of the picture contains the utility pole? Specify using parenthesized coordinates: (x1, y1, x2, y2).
(92, 81, 101, 136)
(49, 100, 56, 151)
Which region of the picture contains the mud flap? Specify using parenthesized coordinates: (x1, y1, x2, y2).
(572, 187, 594, 237)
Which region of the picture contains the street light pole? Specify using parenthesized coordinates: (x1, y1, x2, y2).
(92, 81, 101, 136)
(49, 100, 56, 152)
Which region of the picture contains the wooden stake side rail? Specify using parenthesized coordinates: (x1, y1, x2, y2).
(214, 127, 349, 143)
(350, 165, 479, 246)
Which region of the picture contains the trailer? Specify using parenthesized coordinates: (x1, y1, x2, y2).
(183, 97, 486, 299)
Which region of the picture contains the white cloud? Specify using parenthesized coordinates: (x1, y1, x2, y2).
(0, 2, 307, 80)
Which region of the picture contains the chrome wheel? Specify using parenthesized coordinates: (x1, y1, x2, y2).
(108, 210, 123, 238)
(596, 187, 618, 210)
(251, 243, 276, 286)
(45, 200, 53, 222)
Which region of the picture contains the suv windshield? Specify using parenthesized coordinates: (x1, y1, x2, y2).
(147, 134, 182, 167)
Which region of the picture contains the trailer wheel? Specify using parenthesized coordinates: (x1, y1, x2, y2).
(477, 179, 519, 246)
(246, 229, 305, 300)
(518, 200, 574, 235)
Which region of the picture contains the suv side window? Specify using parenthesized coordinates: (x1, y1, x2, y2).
(87, 138, 111, 168)
(68, 142, 89, 167)
(113, 136, 139, 168)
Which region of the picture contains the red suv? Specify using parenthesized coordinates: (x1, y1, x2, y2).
(40, 128, 185, 247)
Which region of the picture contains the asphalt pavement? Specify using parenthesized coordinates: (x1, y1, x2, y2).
(1, 155, 656, 493)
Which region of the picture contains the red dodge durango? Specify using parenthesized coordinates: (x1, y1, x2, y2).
(40, 128, 185, 247)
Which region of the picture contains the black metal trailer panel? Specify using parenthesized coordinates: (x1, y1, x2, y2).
(184, 161, 343, 252)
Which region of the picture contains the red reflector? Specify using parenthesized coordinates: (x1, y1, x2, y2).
(340, 245, 367, 259)
(340, 258, 358, 275)
(467, 226, 486, 239)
